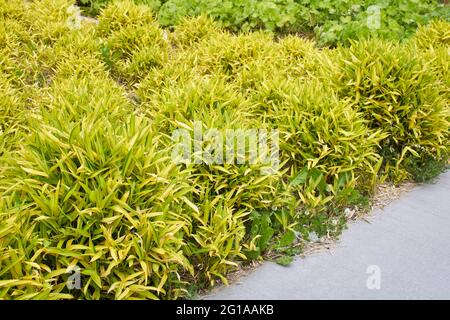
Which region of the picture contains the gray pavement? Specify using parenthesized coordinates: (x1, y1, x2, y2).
(205, 170, 450, 300)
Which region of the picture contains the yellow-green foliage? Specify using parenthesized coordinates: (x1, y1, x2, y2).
(98, 0, 168, 83)
(411, 20, 450, 88)
(138, 73, 289, 285)
(412, 20, 450, 49)
(170, 15, 222, 49)
(23, 0, 75, 44)
(0, 0, 448, 299)
(1, 115, 195, 299)
(274, 82, 385, 205)
(0, 0, 26, 20)
(0, 77, 24, 157)
(327, 38, 449, 181)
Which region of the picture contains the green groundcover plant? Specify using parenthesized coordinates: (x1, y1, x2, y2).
(76, 0, 450, 45)
(0, 0, 448, 299)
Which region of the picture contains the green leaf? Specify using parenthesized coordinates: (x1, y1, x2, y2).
(275, 255, 294, 266)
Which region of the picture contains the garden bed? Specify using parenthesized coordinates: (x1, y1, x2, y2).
(0, 0, 448, 299)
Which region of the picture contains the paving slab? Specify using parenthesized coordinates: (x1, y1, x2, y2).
(205, 170, 450, 300)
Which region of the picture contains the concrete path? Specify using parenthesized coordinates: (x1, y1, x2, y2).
(205, 170, 450, 300)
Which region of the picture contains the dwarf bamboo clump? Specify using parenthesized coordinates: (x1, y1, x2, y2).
(0, 0, 448, 299)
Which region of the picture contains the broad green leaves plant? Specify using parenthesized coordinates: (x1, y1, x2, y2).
(77, 0, 449, 45)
